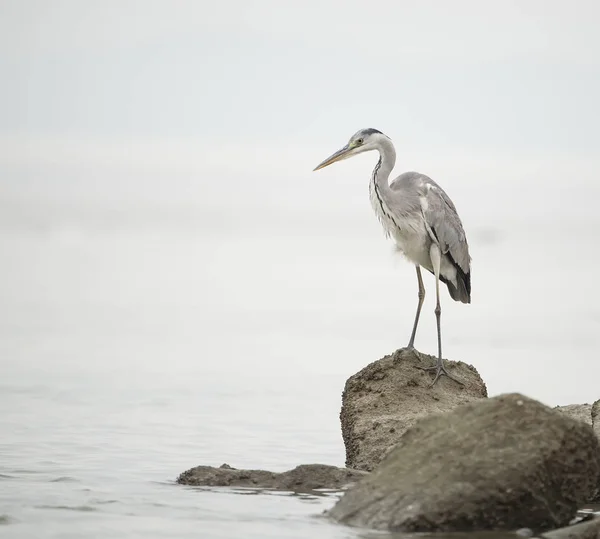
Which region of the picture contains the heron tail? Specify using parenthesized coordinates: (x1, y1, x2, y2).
(440, 270, 471, 304)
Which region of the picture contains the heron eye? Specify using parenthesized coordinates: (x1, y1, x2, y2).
(356, 138, 364, 145)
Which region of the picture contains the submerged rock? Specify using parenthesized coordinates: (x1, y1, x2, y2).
(340, 347, 487, 471)
(177, 463, 368, 493)
(328, 393, 600, 533)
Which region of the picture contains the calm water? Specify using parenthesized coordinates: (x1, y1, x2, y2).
(2, 152, 600, 538)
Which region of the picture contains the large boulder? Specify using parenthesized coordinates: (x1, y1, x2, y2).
(340, 347, 487, 471)
(328, 393, 600, 533)
(177, 463, 368, 493)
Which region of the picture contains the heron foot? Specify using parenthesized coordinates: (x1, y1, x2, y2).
(405, 346, 424, 362)
(415, 358, 464, 387)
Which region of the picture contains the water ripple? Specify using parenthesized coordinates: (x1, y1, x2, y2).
(49, 476, 78, 483)
(36, 505, 97, 512)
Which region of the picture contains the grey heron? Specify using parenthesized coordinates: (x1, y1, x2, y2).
(313, 128, 471, 386)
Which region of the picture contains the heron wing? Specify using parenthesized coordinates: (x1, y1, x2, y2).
(389, 171, 471, 302)
(421, 179, 471, 273)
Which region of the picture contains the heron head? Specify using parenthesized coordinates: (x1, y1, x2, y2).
(313, 128, 386, 171)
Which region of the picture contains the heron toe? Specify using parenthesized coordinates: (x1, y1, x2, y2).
(415, 359, 464, 387)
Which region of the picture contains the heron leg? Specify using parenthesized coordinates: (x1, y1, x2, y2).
(407, 265, 425, 350)
(415, 246, 464, 387)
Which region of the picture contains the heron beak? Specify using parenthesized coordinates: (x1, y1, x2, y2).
(313, 144, 355, 171)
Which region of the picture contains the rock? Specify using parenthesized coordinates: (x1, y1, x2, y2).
(555, 404, 594, 428)
(340, 347, 487, 471)
(328, 393, 600, 533)
(556, 402, 600, 503)
(543, 515, 600, 539)
(177, 463, 368, 493)
(177, 464, 277, 488)
(592, 400, 600, 440)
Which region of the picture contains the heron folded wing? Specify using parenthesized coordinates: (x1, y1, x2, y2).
(422, 181, 471, 276)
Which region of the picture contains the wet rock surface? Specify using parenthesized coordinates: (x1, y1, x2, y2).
(340, 347, 488, 471)
(328, 393, 600, 533)
(177, 463, 368, 493)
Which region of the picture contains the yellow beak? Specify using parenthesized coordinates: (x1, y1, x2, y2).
(313, 144, 354, 171)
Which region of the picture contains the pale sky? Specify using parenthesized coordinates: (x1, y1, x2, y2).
(1, 0, 599, 153)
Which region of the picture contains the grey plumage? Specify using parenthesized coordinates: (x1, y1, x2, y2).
(313, 128, 472, 386)
(389, 171, 471, 304)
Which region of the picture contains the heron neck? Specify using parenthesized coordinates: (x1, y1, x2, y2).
(372, 139, 396, 193)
